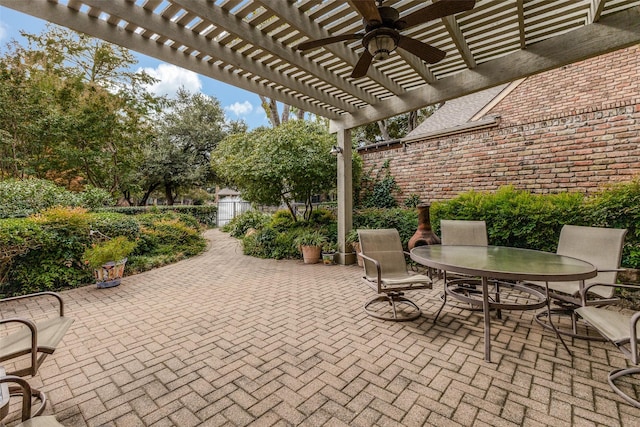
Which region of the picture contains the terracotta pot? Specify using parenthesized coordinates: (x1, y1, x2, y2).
(408, 204, 441, 250)
(301, 245, 321, 264)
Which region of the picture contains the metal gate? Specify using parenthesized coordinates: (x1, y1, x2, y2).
(217, 199, 252, 226)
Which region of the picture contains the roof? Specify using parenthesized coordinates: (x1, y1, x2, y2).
(2, 1, 640, 132)
(217, 188, 241, 197)
(405, 83, 508, 139)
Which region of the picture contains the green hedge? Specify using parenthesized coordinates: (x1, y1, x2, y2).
(431, 184, 640, 268)
(97, 205, 217, 228)
(226, 181, 640, 269)
(0, 178, 114, 218)
(0, 207, 206, 297)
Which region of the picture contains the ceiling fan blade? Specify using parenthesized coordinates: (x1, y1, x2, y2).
(348, 0, 382, 24)
(351, 50, 374, 78)
(399, 0, 476, 30)
(397, 36, 446, 64)
(296, 34, 363, 51)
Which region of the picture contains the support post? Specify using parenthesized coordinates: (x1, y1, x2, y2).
(336, 127, 355, 265)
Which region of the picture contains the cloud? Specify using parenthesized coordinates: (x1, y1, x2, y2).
(138, 63, 202, 97)
(225, 101, 254, 117)
(0, 21, 7, 43)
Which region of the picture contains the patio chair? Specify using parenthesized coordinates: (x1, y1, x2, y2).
(358, 229, 432, 321)
(0, 292, 74, 416)
(434, 220, 489, 321)
(0, 374, 64, 426)
(526, 224, 627, 340)
(575, 292, 640, 407)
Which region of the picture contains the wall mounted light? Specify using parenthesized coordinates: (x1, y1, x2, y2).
(330, 145, 343, 156)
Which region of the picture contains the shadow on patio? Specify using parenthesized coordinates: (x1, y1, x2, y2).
(2, 229, 639, 426)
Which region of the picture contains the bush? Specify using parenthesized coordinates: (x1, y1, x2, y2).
(83, 236, 137, 269)
(354, 207, 418, 249)
(0, 178, 114, 218)
(269, 209, 298, 232)
(430, 186, 585, 252)
(97, 205, 217, 228)
(584, 179, 640, 268)
(222, 210, 270, 237)
(0, 207, 206, 297)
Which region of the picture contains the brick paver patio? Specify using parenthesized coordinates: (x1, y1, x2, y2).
(2, 229, 640, 426)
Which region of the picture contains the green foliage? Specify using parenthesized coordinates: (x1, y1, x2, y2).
(0, 25, 161, 196)
(97, 205, 217, 227)
(82, 236, 136, 268)
(222, 210, 270, 238)
(4, 207, 94, 296)
(583, 179, 640, 268)
(0, 207, 206, 297)
(360, 160, 400, 209)
(293, 229, 328, 247)
(430, 186, 585, 252)
(0, 178, 115, 218)
(305, 208, 336, 227)
(136, 88, 235, 205)
(269, 209, 297, 232)
(213, 120, 337, 219)
(353, 208, 418, 249)
(89, 212, 141, 240)
(403, 194, 422, 208)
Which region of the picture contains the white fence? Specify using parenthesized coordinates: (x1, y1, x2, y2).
(217, 199, 252, 226)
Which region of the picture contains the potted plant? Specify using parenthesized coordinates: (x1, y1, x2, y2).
(346, 228, 364, 267)
(294, 230, 327, 264)
(83, 236, 136, 288)
(321, 241, 338, 265)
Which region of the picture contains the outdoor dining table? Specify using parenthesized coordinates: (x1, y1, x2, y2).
(410, 245, 597, 362)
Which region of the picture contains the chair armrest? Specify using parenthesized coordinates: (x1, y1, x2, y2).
(0, 375, 33, 422)
(582, 282, 640, 294)
(630, 312, 640, 365)
(0, 318, 38, 370)
(358, 252, 382, 288)
(0, 292, 65, 316)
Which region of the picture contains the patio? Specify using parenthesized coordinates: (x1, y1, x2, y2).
(2, 229, 640, 426)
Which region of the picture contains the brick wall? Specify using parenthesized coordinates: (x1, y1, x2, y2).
(358, 45, 640, 203)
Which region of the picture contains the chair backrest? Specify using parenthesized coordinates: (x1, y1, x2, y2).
(358, 229, 408, 279)
(440, 220, 488, 246)
(556, 225, 627, 297)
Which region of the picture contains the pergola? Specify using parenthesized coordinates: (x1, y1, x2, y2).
(3, 0, 640, 263)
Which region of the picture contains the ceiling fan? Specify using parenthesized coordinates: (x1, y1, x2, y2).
(295, 0, 476, 78)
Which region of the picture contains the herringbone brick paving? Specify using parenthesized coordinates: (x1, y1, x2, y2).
(2, 229, 640, 426)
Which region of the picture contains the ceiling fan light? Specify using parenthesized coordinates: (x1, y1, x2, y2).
(368, 34, 397, 60)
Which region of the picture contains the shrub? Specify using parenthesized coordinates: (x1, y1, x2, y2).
(430, 186, 585, 252)
(222, 210, 270, 237)
(269, 209, 298, 232)
(96, 205, 217, 227)
(354, 207, 418, 249)
(4, 207, 94, 296)
(89, 212, 141, 241)
(0, 178, 114, 218)
(83, 236, 137, 269)
(0, 207, 206, 296)
(584, 179, 640, 268)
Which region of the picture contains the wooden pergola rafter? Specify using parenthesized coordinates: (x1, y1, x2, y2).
(2, 0, 640, 262)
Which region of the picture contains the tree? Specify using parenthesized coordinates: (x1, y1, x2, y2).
(0, 24, 161, 196)
(137, 88, 241, 205)
(212, 120, 336, 220)
(258, 95, 305, 127)
(354, 105, 440, 145)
